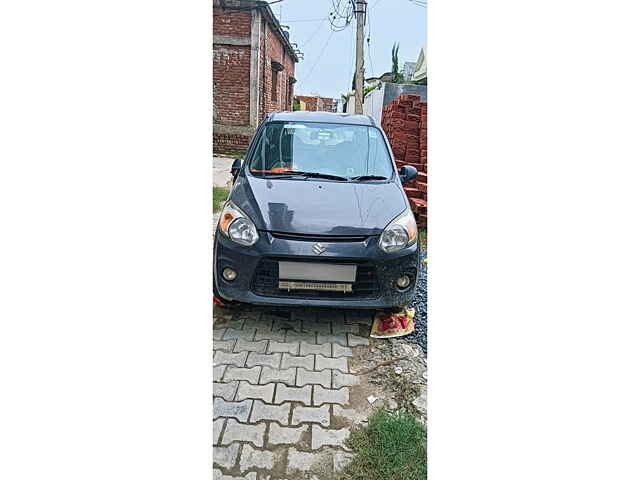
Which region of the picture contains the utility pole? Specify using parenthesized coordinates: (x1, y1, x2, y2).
(354, 0, 367, 114)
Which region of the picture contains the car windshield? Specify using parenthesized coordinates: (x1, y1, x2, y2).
(248, 121, 394, 180)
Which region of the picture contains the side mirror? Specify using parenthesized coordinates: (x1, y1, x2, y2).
(231, 158, 242, 181)
(399, 165, 418, 184)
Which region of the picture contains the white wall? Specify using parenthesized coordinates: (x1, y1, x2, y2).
(363, 85, 385, 125)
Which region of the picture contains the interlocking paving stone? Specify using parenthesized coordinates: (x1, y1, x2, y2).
(233, 338, 268, 353)
(317, 309, 342, 323)
(239, 444, 275, 472)
(334, 451, 355, 472)
(331, 371, 360, 389)
(291, 309, 316, 322)
(345, 310, 374, 325)
(213, 381, 239, 401)
(242, 316, 274, 331)
(347, 333, 369, 347)
(223, 327, 257, 341)
(266, 341, 299, 355)
(213, 469, 256, 480)
(299, 341, 331, 357)
(246, 352, 281, 369)
(285, 330, 316, 343)
(281, 353, 314, 370)
(301, 320, 332, 335)
(291, 404, 330, 426)
(311, 425, 351, 450)
(249, 400, 290, 424)
(213, 329, 225, 341)
(223, 366, 261, 384)
(315, 355, 349, 373)
(235, 381, 275, 403)
(221, 418, 266, 447)
(259, 366, 296, 386)
(254, 329, 286, 343)
(213, 365, 226, 382)
(213, 339, 236, 352)
(317, 333, 348, 346)
(274, 384, 312, 406)
(214, 318, 244, 330)
(268, 423, 308, 445)
(213, 418, 225, 445)
(331, 343, 353, 358)
(212, 443, 240, 469)
(296, 368, 332, 388)
(213, 397, 253, 422)
(312, 385, 349, 406)
(213, 350, 248, 368)
(331, 321, 360, 335)
(287, 448, 317, 472)
(235, 309, 261, 321)
(272, 318, 302, 332)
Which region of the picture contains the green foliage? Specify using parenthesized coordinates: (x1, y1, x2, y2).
(340, 409, 427, 480)
(293, 98, 301, 111)
(391, 43, 405, 84)
(213, 187, 229, 213)
(364, 84, 377, 97)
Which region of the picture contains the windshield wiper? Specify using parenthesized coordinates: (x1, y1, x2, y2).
(349, 175, 389, 181)
(279, 171, 349, 181)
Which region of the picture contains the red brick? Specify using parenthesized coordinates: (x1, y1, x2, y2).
(410, 197, 427, 209)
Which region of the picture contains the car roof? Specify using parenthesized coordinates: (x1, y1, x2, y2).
(266, 111, 376, 127)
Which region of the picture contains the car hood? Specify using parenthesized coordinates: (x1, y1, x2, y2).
(231, 175, 408, 236)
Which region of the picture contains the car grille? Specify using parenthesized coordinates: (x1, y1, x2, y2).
(251, 258, 380, 300)
(269, 232, 368, 243)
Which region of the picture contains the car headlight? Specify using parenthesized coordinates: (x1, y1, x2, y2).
(218, 201, 259, 246)
(379, 208, 418, 253)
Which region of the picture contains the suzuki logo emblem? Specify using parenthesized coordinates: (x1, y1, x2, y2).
(313, 243, 327, 255)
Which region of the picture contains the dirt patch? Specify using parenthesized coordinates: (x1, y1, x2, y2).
(346, 339, 427, 422)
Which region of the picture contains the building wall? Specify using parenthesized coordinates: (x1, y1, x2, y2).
(213, 8, 253, 152)
(260, 20, 295, 119)
(294, 95, 335, 112)
(213, 5, 297, 154)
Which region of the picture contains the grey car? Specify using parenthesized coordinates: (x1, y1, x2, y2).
(214, 111, 420, 309)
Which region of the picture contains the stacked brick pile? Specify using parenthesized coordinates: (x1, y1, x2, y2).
(381, 94, 427, 227)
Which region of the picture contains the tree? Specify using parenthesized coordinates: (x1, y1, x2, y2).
(391, 42, 405, 84)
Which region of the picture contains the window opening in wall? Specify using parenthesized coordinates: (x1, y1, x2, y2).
(271, 68, 278, 102)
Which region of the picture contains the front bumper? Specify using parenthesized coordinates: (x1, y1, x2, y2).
(214, 229, 420, 308)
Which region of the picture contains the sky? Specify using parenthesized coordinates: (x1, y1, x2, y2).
(273, 0, 427, 100)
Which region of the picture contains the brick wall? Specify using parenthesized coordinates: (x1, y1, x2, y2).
(213, 44, 251, 126)
(381, 95, 427, 227)
(213, 6, 297, 154)
(294, 95, 335, 112)
(260, 20, 295, 119)
(213, 9, 253, 152)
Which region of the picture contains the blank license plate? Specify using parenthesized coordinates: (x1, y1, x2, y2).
(278, 281, 353, 293)
(278, 261, 357, 282)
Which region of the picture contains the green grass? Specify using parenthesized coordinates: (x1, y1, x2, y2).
(213, 187, 230, 213)
(340, 409, 427, 480)
(418, 228, 427, 248)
